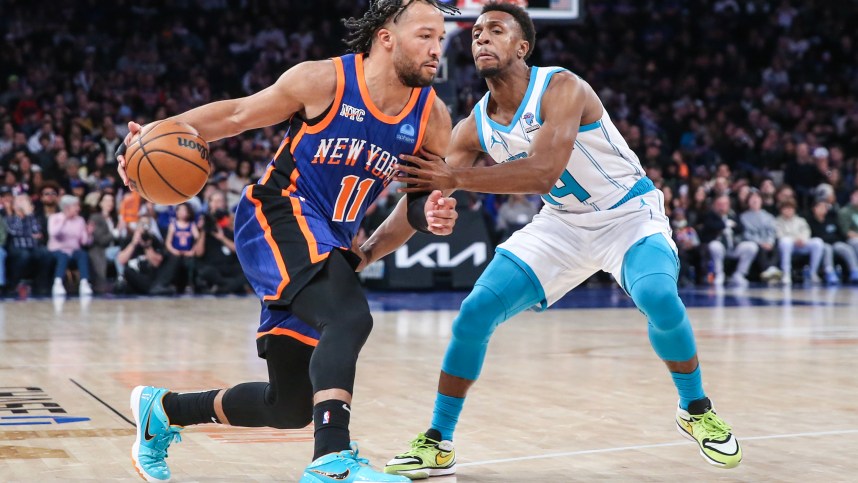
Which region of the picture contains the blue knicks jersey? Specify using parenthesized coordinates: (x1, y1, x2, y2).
(258, 53, 436, 250)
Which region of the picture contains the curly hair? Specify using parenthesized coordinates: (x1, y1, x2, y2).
(342, 0, 459, 54)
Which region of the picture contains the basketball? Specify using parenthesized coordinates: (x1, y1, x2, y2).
(124, 120, 211, 205)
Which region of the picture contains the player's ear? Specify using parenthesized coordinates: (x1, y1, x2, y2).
(377, 28, 395, 50)
(517, 40, 529, 60)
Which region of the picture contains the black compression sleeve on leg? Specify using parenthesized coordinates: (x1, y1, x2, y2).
(220, 336, 314, 429)
(289, 250, 374, 393)
(406, 191, 431, 233)
(161, 390, 220, 427)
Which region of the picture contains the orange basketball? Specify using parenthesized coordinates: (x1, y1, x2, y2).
(124, 120, 211, 205)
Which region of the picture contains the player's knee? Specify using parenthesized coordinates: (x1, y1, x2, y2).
(269, 406, 312, 429)
(353, 312, 374, 342)
(631, 275, 684, 327)
(452, 285, 505, 344)
(322, 310, 373, 346)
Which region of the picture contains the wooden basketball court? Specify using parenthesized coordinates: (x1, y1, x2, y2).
(1, 287, 856, 481)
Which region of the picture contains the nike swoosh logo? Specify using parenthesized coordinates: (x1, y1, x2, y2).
(435, 451, 454, 466)
(143, 408, 156, 441)
(310, 469, 350, 480)
(342, 404, 351, 414)
(704, 436, 739, 455)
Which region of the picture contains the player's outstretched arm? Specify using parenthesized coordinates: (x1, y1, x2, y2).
(396, 72, 590, 195)
(169, 60, 336, 141)
(355, 107, 481, 269)
(116, 60, 337, 188)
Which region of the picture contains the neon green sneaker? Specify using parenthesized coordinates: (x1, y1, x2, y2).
(676, 398, 742, 469)
(384, 432, 455, 480)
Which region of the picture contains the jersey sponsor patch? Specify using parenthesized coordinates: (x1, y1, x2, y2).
(521, 111, 540, 133)
(396, 123, 416, 143)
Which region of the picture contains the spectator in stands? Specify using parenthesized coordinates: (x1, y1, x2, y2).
(771, 185, 797, 216)
(496, 194, 539, 242)
(838, 188, 858, 258)
(88, 193, 122, 293)
(0, 121, 14, 157)
(226, 159, 253, 209)
(701, 194, 758, 287)
(686, 185, 709, 230)
(119, 191, 142, 229)
(0, 186, 12, 216)
(34, 182, 61, 240)
(116, 215, 179, 296)
(164, 203, 200, 293)
(3, 194, 52, 295)
(47, 195, 93, 296)
(740, 190, 782, 283)
(672, 208, 702, 286)
(775, 200, 825, 285)
(809, 200, 858, 285)
(196, 199, 247, 295)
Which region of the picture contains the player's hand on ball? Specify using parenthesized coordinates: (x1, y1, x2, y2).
(396, 150, 458, 192)
(116, 121, 143, 189)
(425, 190, 457, 236)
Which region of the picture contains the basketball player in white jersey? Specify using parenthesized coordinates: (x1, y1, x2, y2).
(373, 3, 741, 478)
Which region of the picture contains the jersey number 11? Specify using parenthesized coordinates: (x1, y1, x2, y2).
(333, 175, 375, 222)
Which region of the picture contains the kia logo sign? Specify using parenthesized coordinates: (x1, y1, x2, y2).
(395, 242, 488, 268)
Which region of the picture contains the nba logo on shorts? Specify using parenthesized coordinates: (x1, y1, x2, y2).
(397, 123, 416, 142)
(322, 411, 330, 424)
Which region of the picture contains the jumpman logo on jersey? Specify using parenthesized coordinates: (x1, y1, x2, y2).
(490, 130, 514, 158)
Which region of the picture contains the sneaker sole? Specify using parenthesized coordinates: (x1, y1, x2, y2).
(675, 420, 735, 469)
(303, 473, 411, 483)
(394, 465, 456, 480)
(130, 386, 168, 482)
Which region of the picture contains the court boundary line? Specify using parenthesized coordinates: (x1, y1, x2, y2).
(69, 378, 135, 427)
(458, 428, 858, 467)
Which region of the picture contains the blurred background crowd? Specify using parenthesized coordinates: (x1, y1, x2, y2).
(1, 0, 857, 298)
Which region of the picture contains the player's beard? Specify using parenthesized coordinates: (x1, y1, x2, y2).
(394, 50, 435, 87)
(476, 65, 501, 78)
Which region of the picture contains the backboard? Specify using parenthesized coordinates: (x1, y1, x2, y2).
(441, 0, 582, 22)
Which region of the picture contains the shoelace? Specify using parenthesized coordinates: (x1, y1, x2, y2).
(144, 430, 183, 464)
(335, 443, 371, 470)
(693, 411, 732, 439)
(409, 433, 440, 450)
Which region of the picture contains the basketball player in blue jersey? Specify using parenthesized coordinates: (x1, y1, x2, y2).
(381, 3, 741, 478)
(114, 1, 462, 482)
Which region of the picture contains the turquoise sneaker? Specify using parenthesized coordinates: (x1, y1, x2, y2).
(301, 442, 409, 483)
(130, 386, 183, 481)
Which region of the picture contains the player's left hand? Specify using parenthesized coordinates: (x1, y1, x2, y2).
(116, 121, 143, 189)
(396, 151, 458, 192)
(425, 190, 457, 236)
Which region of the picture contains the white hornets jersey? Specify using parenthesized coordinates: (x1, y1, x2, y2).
(473, 66, 651, 214)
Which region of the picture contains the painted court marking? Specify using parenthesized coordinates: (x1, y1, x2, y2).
(458, 429, 858, 467)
